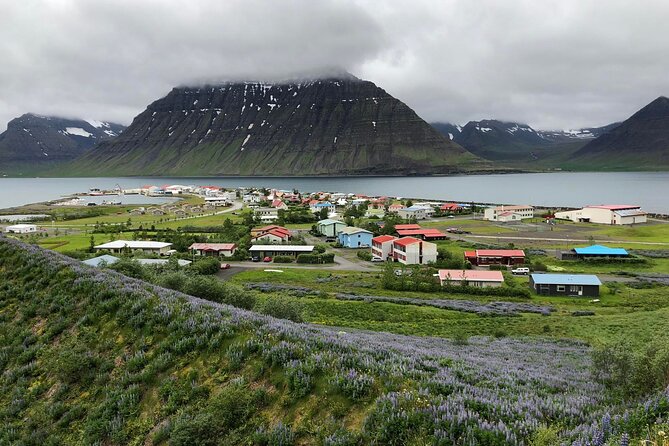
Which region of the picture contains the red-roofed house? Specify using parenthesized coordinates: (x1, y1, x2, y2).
(555, 205, 647, 225)
(371, 235, 397, 260)
(388, 204, 405, 213)
(439, 203, 462, 212)
(251, 225, 291, 243)
(392, 237, 438, 265)
(271, 199, 288, 210)
(189, 243, 237, 257)
(394, 224, 422, 230)
(438, 270, 504, 287)
(464, 249, 525, 266)
(395, 228, 448, 241)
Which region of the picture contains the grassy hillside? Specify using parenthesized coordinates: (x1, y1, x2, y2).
(2, 237, 669, 445)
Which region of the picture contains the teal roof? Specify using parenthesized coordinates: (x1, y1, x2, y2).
(82, 255, 120, 267)
(574, 245, 628, 256)
(531, 274, 602, 286)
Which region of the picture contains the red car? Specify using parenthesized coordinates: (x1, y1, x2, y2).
(263, 256, 272, 263)
(220, 263, 231, 270)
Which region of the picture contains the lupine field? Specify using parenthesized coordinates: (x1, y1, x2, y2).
(0, 236, 668, 445)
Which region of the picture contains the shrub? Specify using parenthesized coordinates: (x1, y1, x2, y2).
(273, 255, 294, 263)
(357, 251, 373, 261)
(257, 297, 304, 322)
(190, 257, 220, 275)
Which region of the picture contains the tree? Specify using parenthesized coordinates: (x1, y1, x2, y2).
(88, 235, 96, 253)
(318, 207, 328, 220)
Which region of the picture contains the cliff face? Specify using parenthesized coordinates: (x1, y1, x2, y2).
(66, 75, 483, 176)
(0, 114, 124, 173)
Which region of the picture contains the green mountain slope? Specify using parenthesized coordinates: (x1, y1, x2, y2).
(0, 237, 628, 445)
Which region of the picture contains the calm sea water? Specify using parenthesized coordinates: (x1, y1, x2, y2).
(0, 172, 667, 213)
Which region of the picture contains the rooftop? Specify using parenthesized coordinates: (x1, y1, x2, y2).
(586, 205, 641, 210)
(372, 235, 397, 243)
(94, 240, 172, 249)
(531, 273, 602, 286)
(393, 237, 422, 247)
(189, 243, 237, 251)
(394, 224, 422, 230)
(82, 255, 120, 267)
(317, 219, 344, 225)
(339, 227, 373, 235)
(438, 270, 504, 282)
(573, 245, 628, 256)
(466, 249, 526, 257)
(249, 245, 315, 252)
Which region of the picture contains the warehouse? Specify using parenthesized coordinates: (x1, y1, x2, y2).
(555, 205, 647, 225)
(5, 224, 38, 234)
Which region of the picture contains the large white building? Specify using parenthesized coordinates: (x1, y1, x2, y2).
(253, 207, 279, 222)
(483, 205, 534, 222)
(555, 205, 647, 225)
(94, 240, 173, 255)
(5, 224, 38, 234)
(392, 237, 438, 265)
(371, 235, 397, 260)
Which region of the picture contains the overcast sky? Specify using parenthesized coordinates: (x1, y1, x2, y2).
(2, 0, 669, 132)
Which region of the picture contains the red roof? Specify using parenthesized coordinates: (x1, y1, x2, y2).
(586, 205, 640, 210)
(394, 224, 422, 230)
(467, 249, 525, 257)
(393, 237, 422, 247)
(440, 203, 461, 210)
(438, 269, 504, 282)
(189, 243, 236, 251)
(372, 235, 397, 243)
(254, 228, 290, 239)
(396, 228, 446, 237)
(271, 199, 285, 207)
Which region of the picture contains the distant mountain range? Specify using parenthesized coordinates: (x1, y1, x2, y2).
(431, 120, 620, 162)
(62, 73, 487, 176)
(0, 114, 125, 174)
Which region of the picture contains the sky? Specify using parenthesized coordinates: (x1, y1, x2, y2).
(1, 0, 669, 132)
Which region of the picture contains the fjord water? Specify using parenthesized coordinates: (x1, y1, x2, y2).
(0, 172, 668, 213)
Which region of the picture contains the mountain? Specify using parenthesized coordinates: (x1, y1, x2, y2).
(537, 122, 620, 143)
(64, 74, 486, 176)
(570, 96, 669, 169)
(0, 113, 125, 174)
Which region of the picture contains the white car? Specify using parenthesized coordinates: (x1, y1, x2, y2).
(511, 267, 530, 275)
(371, 256, 384, 262)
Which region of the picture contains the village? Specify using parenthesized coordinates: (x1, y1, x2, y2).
(2, 182, 664, 301)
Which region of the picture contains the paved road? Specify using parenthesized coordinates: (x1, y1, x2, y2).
(457, 234, 669, 246)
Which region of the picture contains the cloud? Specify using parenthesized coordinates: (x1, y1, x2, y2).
(1, 0, 669, 131)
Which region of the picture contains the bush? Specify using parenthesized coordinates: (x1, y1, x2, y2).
(357, 251, 373, 261)
(257, 297, 304, 322)
(190, 257, 220, 275)
(273, 256, 294, 263)
(297, 253, 335, 264)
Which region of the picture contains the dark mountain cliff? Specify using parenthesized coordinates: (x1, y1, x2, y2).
(65, 74, 484, 176)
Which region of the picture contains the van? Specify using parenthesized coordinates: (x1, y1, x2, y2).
(511, 267, 530, 275)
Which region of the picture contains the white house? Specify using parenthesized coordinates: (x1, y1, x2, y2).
(204, 196, 231, 206)
(243, 193, 263, 204)
(437, 270, 504, 288)
(484, 205, 534, 221)
(188, 243, 237, 257)
(555, 205, 647, 225)
(253, 207, 279, 222)
(5, 224, 38, 234)
(392, 237, 437, 265)
(371, 235, 397, 260)
(94, 240, 173, 255)
(398, 206, 429, 220)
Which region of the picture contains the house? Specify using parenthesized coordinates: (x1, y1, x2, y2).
(392, 237, 438, 265)
(253, 207, 279, 222)
(310, 201, 336, 214)
(439, 203, 462, 213)
(317, 219, 346, 238)
(130, 208, 145, 216)
(530, 273, 602, 297)
(438, 270, 504, 288)
(338, 227, 373, 248)
(150, 209, 166, 216)
(94, 240, 173, 255)
(464, 249, 525, 266)
(251, 225, 291, 244)
(483, 205, 534, 222)
(204, 196, 231, 206)
(249, 245, 315, 259)
(5, 224, 38, 234)
(394, 224, 422, 230)
(189, 243, 238, 257)
(559, 244, 629, 260)
(388, 204, 405, 213)
(371, 235, 397, 260)
(243, 193, 263, 204)
(398, 206, 430, 220)
(82, 255, 120, 267)
(136, 259, 192, 267)
(395, 227, 448, 241)
(271, 199, 288, 210)
(555, 205, 647, 225)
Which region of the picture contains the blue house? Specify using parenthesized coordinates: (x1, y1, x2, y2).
(530, 273, 602, 297)
(338, 227, 373, 248)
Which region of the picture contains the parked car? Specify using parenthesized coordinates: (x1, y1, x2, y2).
(220, 263, 231, 270)
(251, 256, 261, 262)
(263, 256, 272, 262)
(371, 256, 384, 262)
(511, 267, 530, 275)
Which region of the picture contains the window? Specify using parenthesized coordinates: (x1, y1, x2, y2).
(569, 285, 582, 293)
(556, 285, 565, 292)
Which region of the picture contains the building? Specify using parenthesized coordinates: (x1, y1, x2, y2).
(392, 237, 438, 265)
(439, 203, 463, 213)
(530, 273, 602, 297)
(310, 201, 336, 214)
(338, 227, 373, 248)
(253, 207, 279, 222)
(559, 244, 629, 260)
(204, 196, 231, 206)
(394, 224, 422, 230)
(555, 205, 647, 225)
(251, 225, 291, 243)
(483, 205, 534, 222)
(188, 243, 238, 257)
(136, 259, 192, 267)
(271, 199, 288, 210)
(82, 255, 120, 267)
(398, 206, 430, 220)
(371, 235, 397, 260)
(464, 249, 525, 266)
(249, 245, 315, 259)
(5, 224, 38, 234)
(317, 219, 346, 237)
(438, 270, 504, 288)
(388, 204, 405, 213)
(94, 240, 173, 255)
(395, 227, 448, 241)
